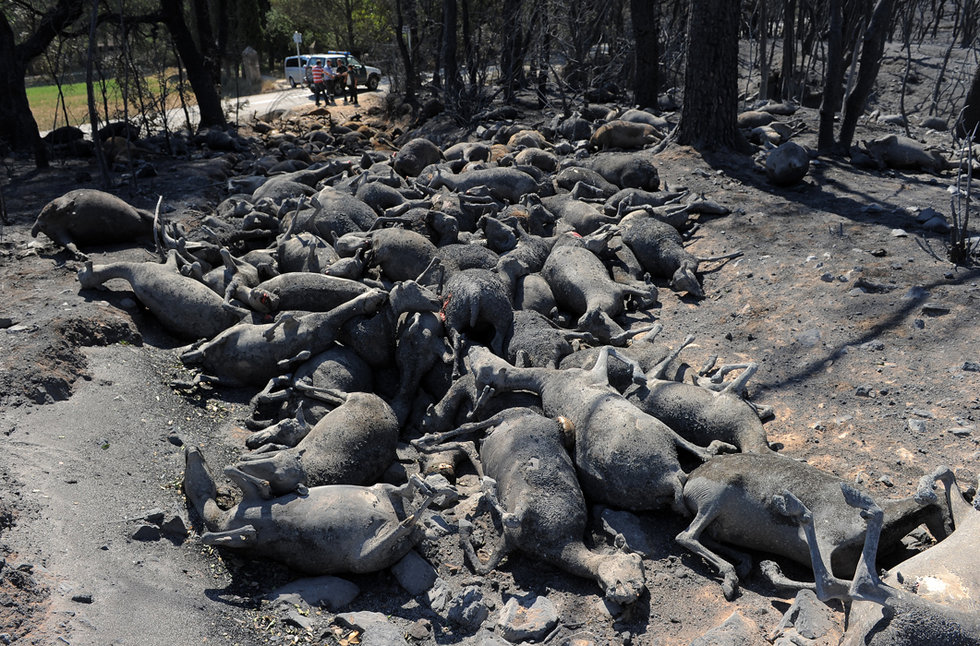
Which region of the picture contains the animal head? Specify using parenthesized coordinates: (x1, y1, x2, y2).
(597, 552, 645, 606)
(670, 266, 704, 299)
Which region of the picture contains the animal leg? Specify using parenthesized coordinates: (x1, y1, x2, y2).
(606, 323, 661, 347)
(675, 497, 741, 600)
(771, 490, 849, 602)
(292, 381, 348, 406)
(710, 363, 759, 397)
(647, 334, 696, 380)
(200, 525, 258, 547)
(458, 518, 510, 575)
(359, 477, 445, 562)
(223, 465, 273, 499)
(839, 484, 891, 605)
(757, 560, 817, 591)
(263, 313, 299, 341)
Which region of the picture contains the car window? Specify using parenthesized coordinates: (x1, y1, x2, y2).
(347, 56, 361, 67)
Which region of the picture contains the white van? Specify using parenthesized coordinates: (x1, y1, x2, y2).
(283, 53, 383, 90)
(283, 55, 311, 88)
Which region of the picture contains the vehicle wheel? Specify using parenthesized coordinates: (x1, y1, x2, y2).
(290, 77, 297, 88)
(367, 75, 380, 91)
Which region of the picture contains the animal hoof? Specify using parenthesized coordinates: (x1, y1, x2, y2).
(722, 579, 739, 601)
(839, 483, 879, 514)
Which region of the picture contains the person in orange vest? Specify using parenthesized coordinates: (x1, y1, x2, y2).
(310, 59, 326, 106)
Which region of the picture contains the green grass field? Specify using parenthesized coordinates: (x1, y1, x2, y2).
(28, 74, 275, 132)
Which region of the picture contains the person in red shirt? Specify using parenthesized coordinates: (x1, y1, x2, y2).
(310, 60, 325, 106)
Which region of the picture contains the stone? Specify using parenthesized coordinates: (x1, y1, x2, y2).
(891, 228, 908, 237)
(907, 419, 927, 433)
(963, 361, 980, 372)
(448, 586, 490, 631)
(335, 611, 408, 646)
(921, 303, 950, 315)
(284, 608, 313, 631)
(921, 116, 948, 131)
(131, 524, 161, 541)
(689, 611, 756, 646)
(771, 589, 835, 641)
(922, 216, 950, 232)
(497, 596, 559, 643)
(160, 514, 189, 538)
(427, 577, 451, 612)
(266, 575, 360, 610)
(392, 550, 438, 596)
(948, 427, 973, 437)
(143, 508, 166, 524)
(71, 592, 94, 604)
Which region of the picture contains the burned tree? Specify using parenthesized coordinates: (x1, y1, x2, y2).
(676, 0, 741, 150)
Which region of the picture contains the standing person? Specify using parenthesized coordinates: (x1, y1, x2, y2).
(335, 59, 350, 104)
(310, 59, 325, 106)
(346, 59, 359, 106)
(323, 59, 337, 105)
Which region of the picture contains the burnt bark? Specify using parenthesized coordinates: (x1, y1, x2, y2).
(441, 0, 460, 99)
(781, 0, 797, 99)
(837, 0, 894, 151)
(0, 0, 86, 168)
(394, 0, 418, 104)
(956, 63, 980, 140)
(160, 0, 226, 128)
(818, 0, 844, 151)
(631, 0, 659, 108)
(676, 0, 741, 150)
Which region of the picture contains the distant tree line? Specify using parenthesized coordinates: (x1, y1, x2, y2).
(4, 0, 980, 169)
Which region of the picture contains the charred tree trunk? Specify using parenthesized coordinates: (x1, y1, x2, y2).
(818, 0, 844, 151)
(501, 0, 523, 102)
(394, 0, 418, 104)
(161, 0, 226, 128)
(759, 0, 769, 101)
(836, 0, 894, 151)
(676, 0, 741, 150)
(441, 0, 460, 100)
(0, 0, 86, 168)
(956, 63, 980, 140)
(631, 0, 659, 108)
(781, 0, 797, 99)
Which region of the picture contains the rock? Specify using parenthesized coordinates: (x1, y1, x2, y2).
(891, 228, 908, 237)
(392, 550, 438, 596)
(131, 524, 161, 541)
(427, 577, 451, 612)
(907, 419, 927, 433)
(266, 575, 360, 610)
(921, 303, 950, 315)
(796, 329, 821, 347)
(405, 619, 432, 641)
(71, 592, 94, 604)
(948, 427, 973, 437)
(771, 589, 835, 641)
(335, 611, 408, 646)
(497, 596, 559, 643)
(922, 215, 950, 232)
(963, 361, 980, 372)
(448, 586, 490, 631)
(160, 514, 189, 539)
(689, 611, 756, 646)
(284, 608, 313, 631)
(765, 141, 809, 186)
(902, 286, 930, 301)
(143, 508, 166, 524)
